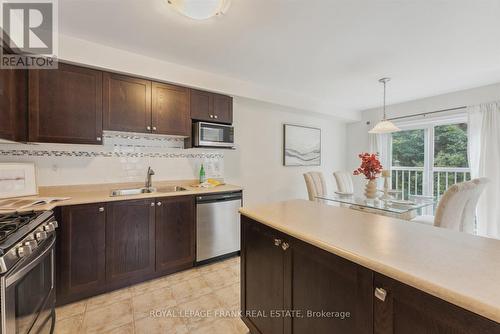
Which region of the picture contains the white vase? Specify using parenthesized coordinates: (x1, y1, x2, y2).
(364, 179, 377, 199)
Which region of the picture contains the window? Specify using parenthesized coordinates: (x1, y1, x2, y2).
(390, 118, 471, 202)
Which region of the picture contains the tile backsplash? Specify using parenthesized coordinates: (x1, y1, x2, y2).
(0, 131, 224, 186)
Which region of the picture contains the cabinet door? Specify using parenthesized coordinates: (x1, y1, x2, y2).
(213, 93, 233, 124)
(374, 274, 500, 334)
(29, 63, 103, 144)
(190, 89, 213, 122)
(152, 82, 190, 136)
(58, 203, 106, 304)
(241, 216, 286, 334)
(103, 73, 152, 133)
(106, 199, 155, 286)
(155, 196, 195, 273)
(0, 68, 27, 141)
(290, 237, 373, 334)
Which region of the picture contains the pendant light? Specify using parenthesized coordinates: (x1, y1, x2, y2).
(369, 78, 401, 134)
(167, 0, 231, 20)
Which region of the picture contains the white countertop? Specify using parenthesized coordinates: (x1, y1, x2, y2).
(239, 199, 500, 323)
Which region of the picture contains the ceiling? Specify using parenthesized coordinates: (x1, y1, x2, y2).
(59, 0, 500, 119)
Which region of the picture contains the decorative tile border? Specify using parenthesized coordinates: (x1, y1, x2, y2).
(0, 149, 224, 159)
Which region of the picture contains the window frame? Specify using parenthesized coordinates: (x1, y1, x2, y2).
(388, 112, 469, 201)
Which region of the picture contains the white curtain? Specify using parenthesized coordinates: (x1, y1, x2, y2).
(467, 102, 500, 238)
(368, 133, 390, 169)
(368, 133, 390, 188)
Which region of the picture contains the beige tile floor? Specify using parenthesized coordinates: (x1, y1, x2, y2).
(54, 256, 249, 334)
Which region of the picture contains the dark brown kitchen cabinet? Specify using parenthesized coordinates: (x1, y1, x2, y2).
(105, 199, 156, 287)
(57, 203, 106, 304)
(290, 237, 373, 334)
(152, 82, 190, 136)
(241, 216, 373, 334)
(155, 196, 195, 274)
(103, 73, 152, 133)
(190, 89, 233, 124)
(0, 67, 27, 141)
(29, 63, 103, 144)
(241, 216, 288, 334)
(373, 274, 500, 334)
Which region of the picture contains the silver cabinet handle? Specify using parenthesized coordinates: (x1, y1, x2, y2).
(214, 115, 218, 119)
(96, 137, 102, 142)
(150, 202, 155, 207)
(157, 202, 162, 206)
(147, 126, 151, 131)
(152, 126, 157, 131)
(99, 207, 105, 212)
(274, 239, 282, 246)
(281, 242, 289, 251)
(375, 287, 387, 302)
(209, 114, 214, 118)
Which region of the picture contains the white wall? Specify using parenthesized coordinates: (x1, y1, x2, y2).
(225, 98, 346, 206)
(346, 82, 500, 193)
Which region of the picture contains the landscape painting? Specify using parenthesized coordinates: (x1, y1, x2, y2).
(283, 124, 321, 166)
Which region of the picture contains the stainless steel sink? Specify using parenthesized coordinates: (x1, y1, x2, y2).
(110, 186, 187, 197)
(156, 186, 187, 193)
(110, 187, 156, 197)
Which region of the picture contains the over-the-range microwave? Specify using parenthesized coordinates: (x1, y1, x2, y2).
(193, 122, 234, 148)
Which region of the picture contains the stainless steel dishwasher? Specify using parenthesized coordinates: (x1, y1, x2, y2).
(196, 191, 242, 263)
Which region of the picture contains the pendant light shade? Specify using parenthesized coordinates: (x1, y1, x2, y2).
(369, 78, 401, 134)
(167, 0, 231, 20)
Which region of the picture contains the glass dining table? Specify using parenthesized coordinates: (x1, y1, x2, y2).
(315, 194, 436, 220)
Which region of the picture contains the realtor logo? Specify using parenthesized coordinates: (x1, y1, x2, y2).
(1, 0, 58, 69)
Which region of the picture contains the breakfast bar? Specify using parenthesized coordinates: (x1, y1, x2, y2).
(239, 199, 500, 334)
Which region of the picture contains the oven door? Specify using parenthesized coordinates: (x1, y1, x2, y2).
(1, 235, 55, 334)
(195, 122, 234, 148)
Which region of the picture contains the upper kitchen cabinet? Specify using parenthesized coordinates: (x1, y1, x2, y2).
(190, 89, 233, 124)
(0, 67, 27, 142)
(29, 63, 103, 144)
(152, 82, 190, 136)
(103, 73, 152, 133)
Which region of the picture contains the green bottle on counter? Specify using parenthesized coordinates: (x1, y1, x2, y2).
(199, 164, 206, 184)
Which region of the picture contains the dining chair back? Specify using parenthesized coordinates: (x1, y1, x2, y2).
(303, 172, 327, 201)
(333, 171, 354, 193)
(433, 178, 489, 233)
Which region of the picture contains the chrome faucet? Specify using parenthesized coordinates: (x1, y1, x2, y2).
(145, 167, 155, 190)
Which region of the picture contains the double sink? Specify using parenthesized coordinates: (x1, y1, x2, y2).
(110, 186, 187, 197)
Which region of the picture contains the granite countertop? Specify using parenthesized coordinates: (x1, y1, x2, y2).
(1, 180, 242, 213)
(239, 199, 500, 323)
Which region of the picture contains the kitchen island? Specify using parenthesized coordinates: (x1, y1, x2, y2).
(239, 199, 500, 334)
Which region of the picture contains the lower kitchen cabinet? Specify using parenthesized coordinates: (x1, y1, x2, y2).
(56, 196, 198, 305)
(373, 274, 500, 334)
(241, 216, 372, 334)
(155, 196, 195, 274)
(57, 203, 106, 304)
(241, 216, 500, 334)
(106, 199, 156, 287)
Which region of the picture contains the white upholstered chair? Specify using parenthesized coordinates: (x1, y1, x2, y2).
(333, 171, 354, 193)
(303, 172, 327, 201)
(411, 178, 489, 234)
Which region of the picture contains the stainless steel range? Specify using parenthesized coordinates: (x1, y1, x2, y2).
(0, 211, 58, 334)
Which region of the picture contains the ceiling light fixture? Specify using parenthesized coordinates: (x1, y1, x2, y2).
(167, 0, 231, 20)
(369, 78, 401, 134)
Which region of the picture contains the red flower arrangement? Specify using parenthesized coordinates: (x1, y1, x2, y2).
(353, 153, 383, 180)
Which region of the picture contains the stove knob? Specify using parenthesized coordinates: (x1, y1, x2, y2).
(17, 245, 33, 258)
(24, 239, 38, 249)
(43, 223, 55, 233)
(51, 220, 59, 228)
(35, 231, 48, 241)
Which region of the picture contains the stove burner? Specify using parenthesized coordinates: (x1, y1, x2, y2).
(0, 211, 40, 243)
